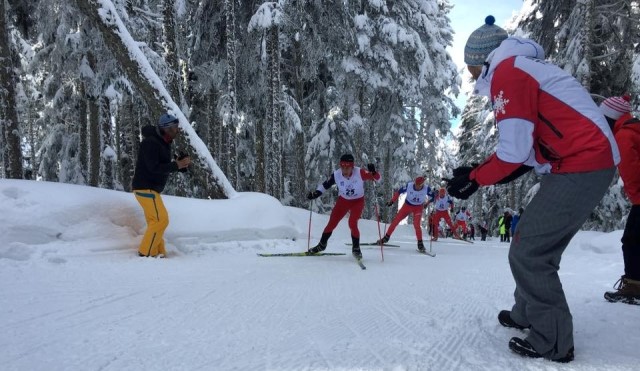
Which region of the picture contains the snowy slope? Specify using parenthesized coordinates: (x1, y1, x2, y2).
(0, 179, 637, 371)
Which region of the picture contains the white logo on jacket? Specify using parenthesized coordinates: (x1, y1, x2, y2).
(493, 91, 509, 115)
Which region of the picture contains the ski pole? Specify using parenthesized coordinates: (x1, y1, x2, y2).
(307, 200, 313, 253)
(428, 206, 434, 254)
(372, 181, 384, 262)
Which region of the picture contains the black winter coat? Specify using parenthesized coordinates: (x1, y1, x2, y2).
(504, 214, 513, 229)
(131, 125, 178, 193)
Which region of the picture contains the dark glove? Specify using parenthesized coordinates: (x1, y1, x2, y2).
(497, 165, 533, 184)
(386, 201, 394, 207)
(176, 152, 189, 173)
(445, 168, 479, 200)
(307, 190, 322, 200)
(452, 166, 474, 178)
(367, 163, 376, 173)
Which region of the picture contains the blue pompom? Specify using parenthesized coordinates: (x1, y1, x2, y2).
(485, 15, 496, 25)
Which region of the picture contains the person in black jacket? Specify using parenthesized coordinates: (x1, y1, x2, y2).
(504, 211, 513, 242)
(132, 113, 191, 257)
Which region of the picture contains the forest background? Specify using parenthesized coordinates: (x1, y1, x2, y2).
(0, 0, 637, 233)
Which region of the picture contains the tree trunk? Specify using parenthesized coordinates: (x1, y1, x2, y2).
(88, 94, 100, 187)
(255, 116, 266, 193)
(78, 81, 88, 177)
(118, 93, 134, 191)
(224, 0, 239, 188)
(26, 101, 37, 179)
(582, 0, 594, 89)
(163, 0, 181, 103)
(0, 0, 24, 178)
(290, 28, 307, 206)
(266, 26, 282, 199)
(101, 96, 114, 189)
(509, 181, 516, 211)
(76, 0, 232, 198)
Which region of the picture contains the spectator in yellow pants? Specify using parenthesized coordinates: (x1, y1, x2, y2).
(132, 113, 191, 257)
(134, 190, 169, 257)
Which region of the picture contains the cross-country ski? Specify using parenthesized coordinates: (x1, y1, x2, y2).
(257, 252, 346, 257)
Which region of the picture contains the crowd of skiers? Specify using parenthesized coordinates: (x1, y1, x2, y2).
(128, 13, 639, 366)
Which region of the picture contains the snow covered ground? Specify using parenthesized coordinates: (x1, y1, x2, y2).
(0, 179, 637, 371)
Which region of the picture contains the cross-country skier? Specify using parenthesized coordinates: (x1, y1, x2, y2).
(306, 154, 381, 259)
(429, 188, 460, 241)
(454, 206, 472, 239)
(376, 176, 431, 252)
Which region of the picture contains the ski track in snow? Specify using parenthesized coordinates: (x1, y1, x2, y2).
(1, 229, 639, 370)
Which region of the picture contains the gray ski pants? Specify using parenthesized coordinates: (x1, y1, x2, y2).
(508, 167, 615, 360)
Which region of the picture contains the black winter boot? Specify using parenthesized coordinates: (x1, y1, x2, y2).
(309, 232, 332, 254)
(498, 310, 530, 330)
(508, 337, 574, 363)
(417, 240, 426, 252)
(351, 236, 362, 259)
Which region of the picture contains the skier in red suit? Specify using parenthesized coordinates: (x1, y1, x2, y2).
(377, 176, 432, 252)
(306, 154, 381, 259)
(430, 188, 459, 241)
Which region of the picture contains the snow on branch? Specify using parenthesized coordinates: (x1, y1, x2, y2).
(248, 2, 283, 32)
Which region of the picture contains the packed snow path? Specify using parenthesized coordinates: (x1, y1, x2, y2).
(1, 237, 637, 370)
(0, 180, 637, 370)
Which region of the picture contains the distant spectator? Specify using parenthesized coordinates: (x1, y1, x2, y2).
(504, 211, 513, 242)
(511, 207, 524, 237)
(479, 219, 488, 241)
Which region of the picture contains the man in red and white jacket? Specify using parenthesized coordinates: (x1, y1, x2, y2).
(449, 25, 619, 363)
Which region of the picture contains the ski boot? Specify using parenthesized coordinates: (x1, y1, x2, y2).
(375, 234, 390, 245)
(308, 232, 331, 254)
(351, 236, 363, 259)
(417, 240, 426, 253)
(308, 241, 326, 254)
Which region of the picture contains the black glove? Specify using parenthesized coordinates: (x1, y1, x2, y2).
(452, 166, 474, 178)
(497, 165, 533, 184)
(445, 167, 479, 200)
(386, 201, 394, 207)
(367, 163, 376, 173)
(307, 190, 322, 200)
(176, 152, 189, 173)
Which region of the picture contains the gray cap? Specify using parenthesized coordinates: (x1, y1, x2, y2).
(464, 16, 508, 66)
